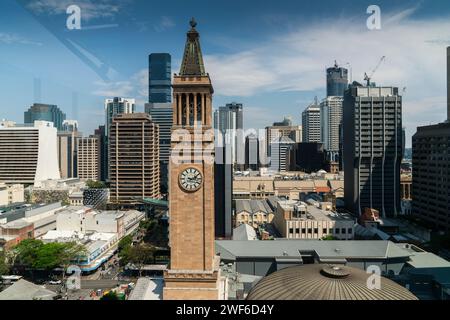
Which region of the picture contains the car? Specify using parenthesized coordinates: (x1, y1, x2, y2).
(48, 280, 62, 285)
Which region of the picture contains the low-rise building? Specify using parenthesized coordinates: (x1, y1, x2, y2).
(0, 183, 24, 206)
(273, 199, 355, 240)
(234, 199, 274, 228)
(42, 206, 145, 272)
(233, 171, 344, 201)
(0, 219, 34, 249)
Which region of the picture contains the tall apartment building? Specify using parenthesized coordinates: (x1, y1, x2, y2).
(109, 113, 160, 204)
(326, 62, 349, 97)
(24, 103, 66, 131)
(320, 96, 343, 153)
(302, 102, 321, 143)
(214, 103, 244, 167)
(104, 97, 136, 180)
(149, 53, 172, 103)
(411, 46, 450, 232)
(343, 84, 403, 217)
(145, 102, 173, 191)
(0, 120, 60, 185)
(77, 136, 100, 181)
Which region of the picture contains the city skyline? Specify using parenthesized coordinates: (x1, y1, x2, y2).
(2, 0, 450, 147)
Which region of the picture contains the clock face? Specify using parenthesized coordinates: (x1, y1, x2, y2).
(179, 168, 203, 192)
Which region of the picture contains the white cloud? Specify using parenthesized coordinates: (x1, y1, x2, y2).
(203, 7, 450, 143)
(26, 0, 125, 21)
(92, 68, 148, 107)
(154, 16, 176, 32)
(0, 33, 43, 46)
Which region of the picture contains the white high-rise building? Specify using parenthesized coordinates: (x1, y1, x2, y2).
(302, 103, 321, 143)
(0, 120, 60, 185)
(320, 96, 343, 152)
(269, 136, 295, 172)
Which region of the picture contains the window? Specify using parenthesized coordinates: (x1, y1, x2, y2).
(302, 228, 306, 234)
(289, 228, 294, 234)
(348, 228, 353, 234)
(314, 228, 318, 234)
(323, 228, 327, 234)
(342, 228, 346, 234)
(308, 228, 312, 234)
(335, 228, 340, 234)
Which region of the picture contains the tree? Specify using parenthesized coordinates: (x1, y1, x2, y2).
(86, 180, 106, 189)
(123, 244, 155, 276)
(11, 240, 86, 278)
(322, 235, 337, 241)
(0, 250, 10, 277)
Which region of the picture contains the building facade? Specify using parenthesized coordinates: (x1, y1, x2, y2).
(24, 103, 66, 131)
(269, 136, 295, 172)
(343, 84, 403, 217)
(320, 96, 343, 152)
(0, 120, 60, 185)
(104, 98, 136, 180)
(289, 142, 326, 173)
(164, 19, 222, 300)
(327, 62, 349, 97)
(412, 122, 450, 231)
(273, 199, 354, 240)
(214, 102, 244, 168)
(149, 53, 172, 103)
(57, 130, 81, 179)
(302, 102, 321, 143)
(145, 102, 173, 191)
(77, 136, 101, 181)
(109, 113, 160, 204)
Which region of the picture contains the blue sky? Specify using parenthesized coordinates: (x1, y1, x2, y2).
(1, 0, 450, 147)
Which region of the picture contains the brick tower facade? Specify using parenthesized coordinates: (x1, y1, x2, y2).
(163, 18, 221, 300)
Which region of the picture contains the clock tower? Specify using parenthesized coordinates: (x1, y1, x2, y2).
(163, 19, 222, 300)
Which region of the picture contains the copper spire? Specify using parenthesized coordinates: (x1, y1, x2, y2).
(179, 18, 206, 76)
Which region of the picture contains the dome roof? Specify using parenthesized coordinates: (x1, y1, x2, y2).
(246, 264, 417, 300)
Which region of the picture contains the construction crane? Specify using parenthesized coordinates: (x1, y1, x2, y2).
(364, 56, 386, 86)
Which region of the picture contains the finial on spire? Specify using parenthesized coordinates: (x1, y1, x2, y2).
(190, 17, 197, 29)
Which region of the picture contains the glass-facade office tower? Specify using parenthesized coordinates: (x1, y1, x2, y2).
(343, 84, 403, 217)
(24, 103, 66, 131)
(213, 103, 244, 168)
(149, 53, 172, 103)
(327, 63, 349, 97)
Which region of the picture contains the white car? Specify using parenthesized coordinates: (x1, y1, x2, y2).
(48, 280, 62, 285)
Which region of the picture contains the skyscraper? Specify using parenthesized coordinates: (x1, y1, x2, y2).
(77, 136, 101, 181)
(109, 113, 160, 204)
(343, 83, 403, 217)
(145, 102, 173, 192)
(270, 136, 295, 172)
(164, 19, 221, 300)
(0, 120, 60, 185)
(213, 102, 244, 167)
(327, 62, 349, 97)
(412, 47, 450, 232)
(245, 133, 261, 171)
(265, 117, 302, 155)
(24, 103, 66, 131)
(320, 96, 343, 153)
(149, 53, 172, 103)
(105, 97, 136, 136)
(57, 129, 81, 179)
(302, 102, 321, 143)
(104, 97, 135, 180)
